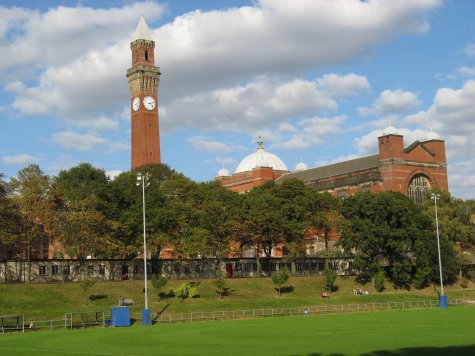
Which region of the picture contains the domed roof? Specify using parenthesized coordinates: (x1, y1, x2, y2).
(426, 128, 440, 140)
(235, 137, 288, 174)
(295, 161, 308, 171)
(382, 125, 398, 136)
(217, 167, 230, 177)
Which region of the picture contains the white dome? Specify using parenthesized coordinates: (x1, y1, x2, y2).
(295, 161, 308, 171)
(426, 130, 440, 140)
(217, 168, 230, 177)
(235, 137, 288, 174)
(383, 125, 398, 135)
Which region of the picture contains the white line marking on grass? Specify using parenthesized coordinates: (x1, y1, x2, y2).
(0, 348, 139, 356)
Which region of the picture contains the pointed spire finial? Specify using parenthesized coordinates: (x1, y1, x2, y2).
(133, 16, 153, 41)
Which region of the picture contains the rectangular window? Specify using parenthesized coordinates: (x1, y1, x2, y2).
(195, 265, 202, 273)
(99, 265, 106, 275)
(39, 265, 47, 275)
(87, 265, 94, 275)
(133, 265, 139, 274)
(184, 266, 190, 274)
(235, 263, 241, 272)
(296, 263, 302, 271)
(174, 265, 180, 273)
(252, 263, 257, 272)
(318, 262, 325, 271)
(51, 265, 59, 275)
(75, 265, 80, 274)
(63, 265, 71, 275)
(243, 263, 250, 272)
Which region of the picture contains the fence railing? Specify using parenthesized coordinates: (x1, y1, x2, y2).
(154, 298, 475, 324)
(4, 297, 474, 333)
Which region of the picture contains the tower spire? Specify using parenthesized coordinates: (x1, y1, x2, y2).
(133, 16, 153, 41)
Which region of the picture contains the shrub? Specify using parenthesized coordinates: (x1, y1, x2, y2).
(172, 283, 198, 300)
(374, 271, 385, 292)
(79, 279, 96, 293)
(460, 276, 469, 289)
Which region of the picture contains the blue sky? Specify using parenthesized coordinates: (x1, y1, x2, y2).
(1, 0, 474, 199)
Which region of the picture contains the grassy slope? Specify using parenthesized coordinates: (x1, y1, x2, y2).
(1, 306, 475, 355)
(1, 276, 474, 320)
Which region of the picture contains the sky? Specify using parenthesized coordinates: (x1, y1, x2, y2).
(0, 0, 474, 199)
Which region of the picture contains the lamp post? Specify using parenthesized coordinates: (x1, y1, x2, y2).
(431, 193, 447, 308)
(137, 173, 152, 324)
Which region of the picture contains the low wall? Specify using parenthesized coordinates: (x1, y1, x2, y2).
(0, 257, 353, 283)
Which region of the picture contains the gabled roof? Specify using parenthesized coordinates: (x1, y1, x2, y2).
(404, 140, 436, 157)
(277, 154, 380, 183)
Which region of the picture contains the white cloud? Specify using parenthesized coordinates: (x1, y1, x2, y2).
(108, 142, 129, 153)
(272, 115, 346, 150)
(106, 170, 123, 180)
(359, 89, 420, 116)
(2, 154, 38, 165)
(316, 73, 370, 96)
(51, 131, 106, 151)
(454, 66, 475, 78)
(188, 136, 243, 153)
(464, 43, 475, 57)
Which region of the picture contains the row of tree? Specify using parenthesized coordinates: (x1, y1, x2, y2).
(1, 163, 474, 288)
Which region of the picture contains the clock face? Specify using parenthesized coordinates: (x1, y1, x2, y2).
(132, 97, 140, 111)
(143, 96, 156, 110)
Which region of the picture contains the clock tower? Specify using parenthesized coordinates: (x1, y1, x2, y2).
(127, 16, 161, 169)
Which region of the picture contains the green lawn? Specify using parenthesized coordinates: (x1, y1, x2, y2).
(1, 276, 475, 321)
(1, 306, 474, 355)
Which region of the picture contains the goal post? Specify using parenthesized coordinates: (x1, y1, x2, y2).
(0, 314, 25, 333)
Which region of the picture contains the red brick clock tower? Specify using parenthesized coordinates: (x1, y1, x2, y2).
(127, 16, 161, 169)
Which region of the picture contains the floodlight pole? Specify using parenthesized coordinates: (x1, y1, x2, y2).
(432, 193, 447, 308)
(137, 173, 152, 324)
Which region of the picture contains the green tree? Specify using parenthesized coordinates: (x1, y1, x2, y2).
(151, 275, 168, 302)
(53, 163, 117, 277)
(9, 165, 53, 283)
(323, 263, 337, 294)
(272, 268, 290, 296)
(0, 173, 21, 248)
(339, 191, 459, 289)
(213, 268, 227, 299)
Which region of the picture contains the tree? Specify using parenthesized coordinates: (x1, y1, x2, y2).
(9, 165, 53, 283)
(323, 263, 337, 294)
(213, 269, 227, 299)
(272, 268, 290, 297)
(151, 275, 168, 302)
(53, 163, 118, 277)
(0, 173, 21, 249)
(339, 191, 455, 289)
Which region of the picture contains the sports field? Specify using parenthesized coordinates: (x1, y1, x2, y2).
(1, 306, 474, 356)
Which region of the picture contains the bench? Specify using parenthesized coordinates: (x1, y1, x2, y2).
(119, 298, 134, 306)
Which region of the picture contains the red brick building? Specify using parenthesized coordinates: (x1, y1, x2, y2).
(217, 127, 448, 204)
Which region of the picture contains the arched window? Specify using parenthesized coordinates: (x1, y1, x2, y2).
(145, 50, 149, 61)
(407, 174, 430, 204)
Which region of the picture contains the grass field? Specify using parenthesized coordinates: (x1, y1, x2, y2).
(1, 276, 475, 321)
(1, 306, 474, 355)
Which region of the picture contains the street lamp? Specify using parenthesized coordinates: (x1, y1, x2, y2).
(431, 193, 447, 308)
(137, 172, 152, 325)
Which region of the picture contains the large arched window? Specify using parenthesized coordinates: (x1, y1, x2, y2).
(407, 174, 431, 204)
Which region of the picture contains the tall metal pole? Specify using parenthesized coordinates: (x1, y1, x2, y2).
(432, 193, 447, 308)
(141, 175, 148, 310)
(137, 173, 151, 324)
(432, 193, 444, 296)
